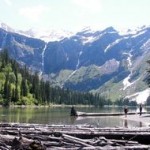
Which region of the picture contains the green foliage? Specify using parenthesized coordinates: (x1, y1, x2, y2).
(17, 95, 34, 105)
(0, 49, 108, 107)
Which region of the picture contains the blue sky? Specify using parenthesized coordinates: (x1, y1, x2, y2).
(1, 0, 150, 31)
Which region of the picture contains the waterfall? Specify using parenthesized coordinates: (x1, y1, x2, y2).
(122, 52, 133, 90)
(39, 43, 47, 76)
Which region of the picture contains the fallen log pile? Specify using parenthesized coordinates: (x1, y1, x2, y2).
(0, 123, 150, 149)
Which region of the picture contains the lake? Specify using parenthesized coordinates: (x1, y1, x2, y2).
(0, 106, 149, 127)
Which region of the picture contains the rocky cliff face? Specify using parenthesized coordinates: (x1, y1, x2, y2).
(0, 24, 150, 102)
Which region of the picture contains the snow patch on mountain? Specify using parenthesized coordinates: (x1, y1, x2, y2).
(0, 23, 15, 32)
(123, 76, 141, 91)
(79, 26, 118, 45)
(117, 25, 149, 36)
(126, 88, 150, 104)
(123, 75, 131, 89)
(22, 28, 73, 42)
(104, 36, 129, 53)
(104, 39, 122, 53)
(80, 27, 97, 34)
(0, 23, 73, 42)
(122, 52, 133, 90)
(61, 70, 77, 88)
(131, 30, 146, 38)
(140, 39, 150, 50)
(81, 36, 99, 44)
(81, 31, 108, 45)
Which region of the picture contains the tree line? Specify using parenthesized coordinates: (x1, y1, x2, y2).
(1, 49, 149, 107)
(0, 49, 110, 107)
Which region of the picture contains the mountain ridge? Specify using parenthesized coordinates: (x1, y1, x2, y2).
(0, 23, 149, 104)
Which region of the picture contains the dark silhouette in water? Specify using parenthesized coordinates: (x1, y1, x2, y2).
(139, 104, 142, 116)
(139, 121, 142, 127)
(124, 119, 128, 128)
(124, 106, 128, 117)
(70, 106, 77, 116)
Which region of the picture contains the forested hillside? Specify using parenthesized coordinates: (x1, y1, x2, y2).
(0, 25, 150, 103)
(0, 49, 108, 106)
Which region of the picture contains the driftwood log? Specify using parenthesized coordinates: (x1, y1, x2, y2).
(75, 111, 150, 116)
(0, 123, 150, 149)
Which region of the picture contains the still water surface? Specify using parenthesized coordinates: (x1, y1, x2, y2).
(0, 106, 149, 127)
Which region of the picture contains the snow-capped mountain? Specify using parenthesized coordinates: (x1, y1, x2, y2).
(20, 28, 73, 42)
(0, 22, 15, 33)
(0, 22, 73, 42)
(0, 23, 149, 104)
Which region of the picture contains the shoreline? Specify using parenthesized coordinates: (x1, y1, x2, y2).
(1, 104, 148, 108)
(120, 113, 150, 127)
(0, 104, 95, 108)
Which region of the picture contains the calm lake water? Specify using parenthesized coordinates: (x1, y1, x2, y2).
(0, 106, 149, 127)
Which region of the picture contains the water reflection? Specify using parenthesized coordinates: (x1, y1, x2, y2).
(0, 106, 149, 127)
(139, 121, 142, 127)
(70, 116, 77, 124)
(123, 118, 144, 128)
(124, 119, 128, 128)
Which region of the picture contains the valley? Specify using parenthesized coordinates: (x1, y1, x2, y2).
(0, 23, 150, 103)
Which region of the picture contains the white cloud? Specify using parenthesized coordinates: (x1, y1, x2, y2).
(3, 0, 12, 6)
(19, 5, 48, 22)
(73, 0, 102, 13)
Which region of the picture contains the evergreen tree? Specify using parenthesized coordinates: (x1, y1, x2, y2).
(0, 49, 108, 107)
(21, 79, 28, 96)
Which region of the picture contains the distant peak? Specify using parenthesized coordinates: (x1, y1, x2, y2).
(117, 25, 150, 35)
(21, 28, 74, 42)
(81, 26, 92, 32)
(0, 22, 14, 32)
(103, 26, 117, 33)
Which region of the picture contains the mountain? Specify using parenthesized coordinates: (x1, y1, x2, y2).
(19, 28, 73, 42)
(0, 49, 103, 106)
(0, 23, 150, 104)
(0, 23, 15, 32)
(0, 23, 73, 42)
